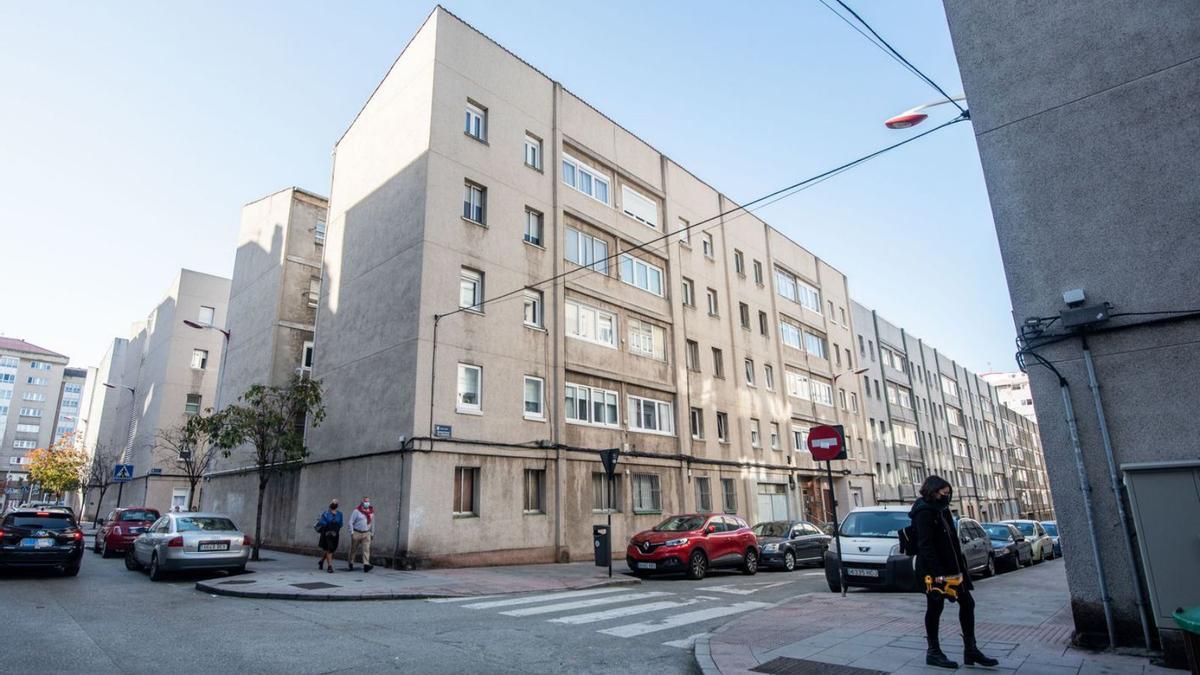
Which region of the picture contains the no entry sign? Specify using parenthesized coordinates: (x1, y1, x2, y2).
(807, 425, 846, 461)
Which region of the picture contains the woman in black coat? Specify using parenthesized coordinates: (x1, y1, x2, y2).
(910, 475, 998, 669)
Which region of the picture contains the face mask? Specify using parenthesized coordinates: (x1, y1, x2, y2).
(330, 503, 338, 510)
(362, 501, 371, 508)
(936, 493, 952, 505)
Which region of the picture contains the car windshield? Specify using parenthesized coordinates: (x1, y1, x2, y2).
(752, 521, 790, 538)
(176, 517, 237, 532)
(982, 524, 1013, 540)
(653, 516, 705, 532)
(1011, 522, 1036, 536)
(120, 510, 159, 522)
(4, 514, 75, 530)
(1042, 523, 1058, 536)
(839, 511, 909, 538)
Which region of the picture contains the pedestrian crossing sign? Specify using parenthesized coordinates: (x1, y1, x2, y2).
(113, 464, 134, 482)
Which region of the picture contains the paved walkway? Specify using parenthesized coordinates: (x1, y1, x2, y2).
(696, 560, 1176, 674)
(194, 549, 638, 600)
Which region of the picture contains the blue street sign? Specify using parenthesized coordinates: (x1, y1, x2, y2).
(434, 425, 452, 439)
(113, 464, 134, 482)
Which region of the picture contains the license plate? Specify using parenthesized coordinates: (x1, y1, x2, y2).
(198, 542, 230, 552)
(19, 538, 54, 549)
(637, 562, 656, 570)
(846, 567, 879, 577)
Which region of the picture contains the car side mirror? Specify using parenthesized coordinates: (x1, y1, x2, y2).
(705, 525, 716, 534)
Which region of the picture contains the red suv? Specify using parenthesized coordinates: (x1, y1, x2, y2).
(94, 507, 160, 558)
(626, 514, 759, 580)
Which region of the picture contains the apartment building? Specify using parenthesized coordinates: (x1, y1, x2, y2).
(1001, 404, 1053, 520)
(52, 368, 88, 442)
(1, 337, 71, 509)
(981, 371, 1036, 422)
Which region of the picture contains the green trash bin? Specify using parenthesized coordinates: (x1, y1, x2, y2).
(1174, 606, 1200, 675)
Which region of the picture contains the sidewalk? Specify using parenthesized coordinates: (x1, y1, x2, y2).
(194, 548, 638, 601)
(697, 560, 1174, 674)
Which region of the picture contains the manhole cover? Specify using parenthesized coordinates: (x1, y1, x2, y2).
(291, 582, 340, 590)
(752, 658, 884, 675)
(219, 579, 257, 585)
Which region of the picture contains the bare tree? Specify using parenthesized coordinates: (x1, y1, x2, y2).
(155, 412, 222, 511)
(84, 443, 119, 522)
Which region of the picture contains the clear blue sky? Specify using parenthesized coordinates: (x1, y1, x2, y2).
(0, 1, 1015, 373)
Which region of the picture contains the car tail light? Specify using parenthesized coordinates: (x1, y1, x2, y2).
(73, 530, 84, 541)
(242, 535, 252, 546)
(36, 511, 50, 516)
(168, 536, 184, 547)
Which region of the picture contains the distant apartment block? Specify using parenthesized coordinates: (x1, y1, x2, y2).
(0, 337, 71, 509)
(981, 371, 1037, 422)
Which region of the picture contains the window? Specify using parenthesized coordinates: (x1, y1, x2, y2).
(753, 260, 763, 284)
(191, 349, 208, 370)
(868, 340, 875, 360)
(874, 379, 881, 399)
(786, 369, 810, 399)
(621, 185, 658, 228)
(618, 254, 664, 295)
(462, 181, 486, 224)
(706, 288, 718, 316)
(677, 217, 690, 245)
(29, 361, 52, 371)
(464, 102, 486, 140)
(459, 268, 484, 311)
(0, 356, 17, 367)
(716, 412, 729, 442)
(712, 348, 724, 378)
(523, 469, 545, 513)
(834, 343, 842, 367)
(523, 376, 545, 419)
(769, 423, 781, 451)
(314, 219, 326, 245)
(198, 306, 215, 326)
(685, 340, 700, 371)
(701, 232, 714, 259)
(185, 394, 201, 416)
(565, 383, 619, 427)
(810, 377, 834, 406)
(946, 405, 963, 427)
(681, 277, 695, 307)
(858, 335, 865, 356)
(453, 467, 479, 516)
(592, 472, 621, 512)
(839, 388, 848, 410)
(941, 375, 959, 398)
(721, 478, 737, 513)
(774, 267, 821, 313)
(887, 383, 914, 409)
(524, 133, 542, 169)
(629, 395, 674, 434)
(764, 364, 775, 391)
(738, 303, 750, 330)
(565, 299, 616, 348)
(894, 422, 919, 447)
(0, 373, 13, 383)
(839, 307, 847, 325)
(632, 474, 662, 513)
(562, 154, 609, 204)
(804, 330, 828, 360)
(301, 341, 314, 373)
(750, 419, 761, 448)
(792, 424, 810, 451)
(850, 391, 859, 413)
(22, 392, 45, 402)
(307, 278, 321, 308)
(15, 424, 39, 433)
(628, 318, 666, 361)
(690, 407, 704, 439)
(19, 407, 42, 417)
(456, 364, 482, 412)
(828, 300, 835, 317)
(744, 358, 756, 386)
(13, 440, 36, 450)
(880, 345, 907, 372)
(524, 208, 543, 246)
(695, 477, 712, 512)
(734, 250, 745, 276)
(523, 290, 544, 329)
(26, 377, 47, 386)
(779, 317, 803, 350)
(564, 226, 609, 274)
(758, 311, 769, 336)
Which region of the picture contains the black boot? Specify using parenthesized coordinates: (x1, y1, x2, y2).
(963, 643, 998, 667)
(926, 639, 959, 669)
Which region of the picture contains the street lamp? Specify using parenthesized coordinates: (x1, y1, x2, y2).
(884, 95, 967, 129)
(103, 382, 136, 508)
(183, 319, 231, 411)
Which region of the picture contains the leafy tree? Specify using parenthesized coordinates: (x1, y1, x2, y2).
(27, 433, 90, 499)
(155, 412, 222, 511)
(211, 375, 325, 561)
(84, 442, 120, 521)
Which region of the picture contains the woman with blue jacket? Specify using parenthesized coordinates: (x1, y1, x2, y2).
(316, 499, 343, 573)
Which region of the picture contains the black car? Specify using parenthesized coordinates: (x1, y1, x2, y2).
(0, 509, 85, 576)
(982, 522, 1033, 571)
(751, 520, 830, 571)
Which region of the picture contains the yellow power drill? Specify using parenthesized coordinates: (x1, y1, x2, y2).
(925, 574, 964, 602)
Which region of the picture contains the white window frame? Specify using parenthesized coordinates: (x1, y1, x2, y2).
(191, 349, 208, 370)
(677, 217, 690, 246)
(523, 376, 545, 421)
(464, 101, 486, 141)
(198, 306, 215, 326)
(631, 473, 662, 513)
(314, 219, 326, 245)
(620, 185, 658, 228)
(803, 330, 828, 360)
(565, 299, 617, 348)
(628, 394, 675, 435)
(523, 468, 546, 513)
(685, 340, 700, 371)
(524, 133, 542, 170)
(453, 466, 480, 516)
(19, 407, 42, 417)
(627, 318, 665, 361)
(716, 412, 729, 443)
(774, 267, 822, 313)
(681, 278, 695, 306)
(764, 364, 775, 391)
(750, 419, 761, 448)
(456, 363, 483, 414)
(307, 277, 321, 308)
(184, 394, 202, 416)
(769, 423, 781, 451)
(689, 407, 704, 440)
(753, 260, 763, 284)
(564, 226, 609, 274)
(734, 250, 745, 276)
(744, 358, 756, 387)
(301, 341, 314, 373)
(564, 383, 620, 428)
(792, 424, 810, 452)
(524, 207, 544, 246)
(523, 290, 544, 329)
(810, 378, 834, 406)
(701, 232, 714, 259)
(463, 181, 486, 224)
(562, 153, 610, 205)
(459, 268, 484, 312)
(706, 288, 718, 316)
(780, 318, 803, 350)
(618, 254, 664, 296)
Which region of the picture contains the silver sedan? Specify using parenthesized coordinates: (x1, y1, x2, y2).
(126, 512, 251, 581)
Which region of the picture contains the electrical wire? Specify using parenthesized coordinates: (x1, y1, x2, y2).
(815, 0, 928, 87)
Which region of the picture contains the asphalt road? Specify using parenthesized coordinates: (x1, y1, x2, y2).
(0, 538, 831, 674)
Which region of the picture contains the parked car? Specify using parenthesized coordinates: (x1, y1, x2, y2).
(626, 514, 758, 580)
(1002, 520, 1054, 562)
(955, 517, 997, 578)
(1040, 521, 1062, 557)
(751, 520, 831, 571)
(94, 507, 160, 558)
(824, 505, 918, 592)
(0, 508, 85, 576)
(126, 512, 251, 581)
(982, 522, 1033, 571)
(18, 502, 74, 516)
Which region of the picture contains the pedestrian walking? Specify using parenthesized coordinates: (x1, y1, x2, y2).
(348, 496, 374, 572)
(315, 499, 343, 573)
(910, 475, 998, 669)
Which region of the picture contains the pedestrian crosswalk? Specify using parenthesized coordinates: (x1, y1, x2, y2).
(428, 584, 775, 648)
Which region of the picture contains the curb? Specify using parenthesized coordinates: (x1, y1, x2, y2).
(195, 574, 640, 602)
(694, 635, 720, 675)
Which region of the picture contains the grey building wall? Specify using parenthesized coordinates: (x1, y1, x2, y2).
(942, 0, 1200, 653)
(0, 338, 70, 508)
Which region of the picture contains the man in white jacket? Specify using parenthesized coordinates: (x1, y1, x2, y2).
(348, 496, 374, 572)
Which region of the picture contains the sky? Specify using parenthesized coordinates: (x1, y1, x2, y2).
(0, 1, 1016, 374)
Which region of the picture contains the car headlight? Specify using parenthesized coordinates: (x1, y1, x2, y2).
(762, 543, 779, 553)
(663, 538, 689, 547)
(889, 544, 900, 556)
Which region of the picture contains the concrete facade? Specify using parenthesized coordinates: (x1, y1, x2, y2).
(51, 367, 88, 444)
(942, 0, 1200, 658)
(982, 371, 1037, 422)
(0, 337, 71, 509)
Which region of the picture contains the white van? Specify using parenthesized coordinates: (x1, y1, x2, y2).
(823, 505, 919, 592)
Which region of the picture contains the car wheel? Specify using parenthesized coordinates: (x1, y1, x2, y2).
(686, 550, 708, 581)
(826, 571, 842, 593)
(1045, 546, 1054, 561)
(62, 563, 81, 577)
(148, 553, 166, 581)
(741, 548, 759, 575)
(783, 550, 796, 572)
(99, 538, 113, 559)
(983, 554, 995, 578)
(124, 550, 141, 571)
(92, 536, 101, 554)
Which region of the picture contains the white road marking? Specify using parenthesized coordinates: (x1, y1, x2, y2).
(598, 601, 770, 638)
(548, 596, 717, 625)
(662, 632, 709, 649)
(427, 595, 500, 603)
(461, 587, 626, 609)
(696, 585, 763, 595)
(801, 571, 825, 576)
(757, 581, 791, 590)
(499, 591, 672, 617)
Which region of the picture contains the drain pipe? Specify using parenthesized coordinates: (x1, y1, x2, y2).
(1080, 337, 1154, 648)
(1057, 374, 1117, 648)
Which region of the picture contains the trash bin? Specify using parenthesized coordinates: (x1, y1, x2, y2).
(1174, 606, 1200, 675)
(592, 524, 610, 567)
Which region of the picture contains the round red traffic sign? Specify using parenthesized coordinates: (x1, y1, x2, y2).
(807, 425, 844, 461)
